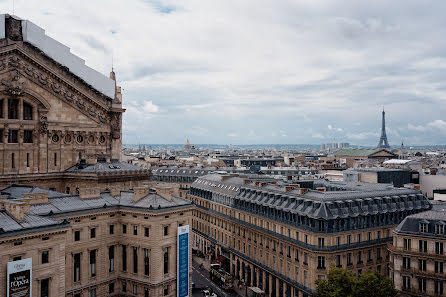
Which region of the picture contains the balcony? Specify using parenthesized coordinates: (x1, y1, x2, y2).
(399, 266, 446, 280)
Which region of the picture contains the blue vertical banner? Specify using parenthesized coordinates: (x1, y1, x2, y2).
(177, 225, 189, 297)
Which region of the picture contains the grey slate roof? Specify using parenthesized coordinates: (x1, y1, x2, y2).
(0, 210, 66, 233)
(0, 185, 192, 235)
(65, 161, 149, 174)
(191, 174, 431, 220)
(395, 210, 446, 236)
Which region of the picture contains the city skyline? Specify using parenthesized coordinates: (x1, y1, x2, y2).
(3, 0, 446, 146)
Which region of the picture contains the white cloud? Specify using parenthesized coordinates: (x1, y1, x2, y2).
(6, 0, 446, 144)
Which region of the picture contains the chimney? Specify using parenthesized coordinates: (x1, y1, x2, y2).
(3, 201, 29, 220)
(134, 186, 150, 202)
(22, 192, 49, 204)
(109, 186, 121, 197)
(78, 187, 101, 199)
(154, 184, 174, 201)
(298, 188, 309, 195)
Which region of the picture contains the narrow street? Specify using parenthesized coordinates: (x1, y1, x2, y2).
(192, 257, 242, 297)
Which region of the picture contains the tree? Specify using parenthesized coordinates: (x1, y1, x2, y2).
(315, 265, 355, 297)
(316, 266, 398, 297)
(353, 271, 398, 297)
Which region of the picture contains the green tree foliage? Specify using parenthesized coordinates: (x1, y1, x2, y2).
(315, 265, 355, 297)
(316, 265, 398, 297)
(353, 271, 398, 297)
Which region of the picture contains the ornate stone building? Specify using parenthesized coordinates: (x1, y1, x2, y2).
(187, 175, 431, 297)
(0, 184, 194, 297)
(0, 14, 150, 192)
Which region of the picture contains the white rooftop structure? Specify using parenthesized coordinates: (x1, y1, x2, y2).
(0, 14, 115, 99)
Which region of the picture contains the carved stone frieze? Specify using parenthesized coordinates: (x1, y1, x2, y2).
(39, 115, 48, 134)
(1, 69, 26, 96)
(0, 54, 113, 125)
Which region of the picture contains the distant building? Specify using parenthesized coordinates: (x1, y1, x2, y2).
(343, 168, 419, 188)
(334, 148, 397, 168)
(185, 139, 191, 150)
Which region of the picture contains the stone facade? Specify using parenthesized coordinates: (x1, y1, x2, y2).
(0, 185, 195, 297)
(390, 210, 446, 296)
(0, 14, 147, 192)
(187, 174, 431, 297)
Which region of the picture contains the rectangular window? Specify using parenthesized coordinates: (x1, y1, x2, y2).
(123, 224, 127, 234)
(133, 225, 138, 235)
(26, 153, 30, 167)
(377, 231, 381, 239)
(347, 253, 352, 266)
(403, 276, 411, 290)
(8, 99, 18, 119)
(41, 278, 49, 297)
(109, 283, 115, 294)
(336, 237, 340, 246)
(122, 246, 127, 271)
(367, 232, 371, 241)
(336, 255, 341, 267)
(90, 289, 96, 297)
(419, 278, 427, 292)
(133, 247, 138, 273)
(42, 250, 49, 264)
(23, 130, 33, 143)
(435, 281, 444, 295)
(164, 285, 169, 296)
(419, 259, 427, 271)
(122, 281, 127, 292)
(145, 287, 149, 297)
(436, 242, 444, 255)
(419, 240, 427, 253)
(0, 99, 3, 118)
(54, 152, 57, 167)
(367, 250, 372, 262)
(420, 223, 428, 233)
(0, 129, 3, 142)
(74, 253, 81, 282)
(74, 230, 80, 241)
(318, 238, 324, 248)
(357, 251, 362, 264)
(90, 250, 96, 277)
(164, 247, 169, 274)
(347, 235, 351, 245)
(109, 246, 114, 272)
(11, 152, 15, 168)
(317, 256, 325, 269)
(404, 238, 411, 250)
(357, 234, 361, 243)
(109, 225, 114, 235)
(8, 130, 18, 143)
(90, 228, 96, 239)
(144, 227, 149, 237)
(435, 261, 444, 274)
(133, 284, 138, 295)
(403, 257, 411, 269)
(144, 248, 150, 276)
(164, 225, 169, 236)
(377, 248, 382, 259)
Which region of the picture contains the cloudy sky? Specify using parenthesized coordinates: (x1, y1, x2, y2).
(3, 0, 446, 145)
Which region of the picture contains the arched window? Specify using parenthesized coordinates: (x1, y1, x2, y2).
(23, 102, 33, 120)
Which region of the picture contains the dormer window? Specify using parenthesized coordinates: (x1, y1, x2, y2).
(420, 222, 428, 233)
(435, 223, 445, 235)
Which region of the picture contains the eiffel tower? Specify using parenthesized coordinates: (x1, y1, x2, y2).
(377, 108, 390, 149)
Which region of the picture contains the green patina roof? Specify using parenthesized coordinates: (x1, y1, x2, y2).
(334, 148, 383, 156)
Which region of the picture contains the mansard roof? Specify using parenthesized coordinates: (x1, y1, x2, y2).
(0, 14, 115, 99)
(191, 174, 431, 220)
(395, 210, 446, 236)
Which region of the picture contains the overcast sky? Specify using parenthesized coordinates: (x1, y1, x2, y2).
(3, 0, 446, 146)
